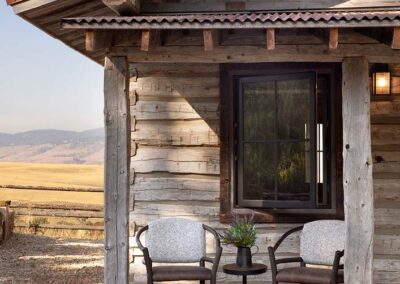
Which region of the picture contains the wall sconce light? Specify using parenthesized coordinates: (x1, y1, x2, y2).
(372, 64, 391, 98)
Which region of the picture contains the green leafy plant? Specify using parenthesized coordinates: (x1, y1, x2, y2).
(221, 215, 257, 248)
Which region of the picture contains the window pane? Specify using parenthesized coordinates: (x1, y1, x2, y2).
(277, 79, 310, 139)
(243, 81, 275, 140)
(243, 143, 275, 200)
(277, 142, 310, 201)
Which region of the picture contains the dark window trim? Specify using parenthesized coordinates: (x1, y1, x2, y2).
(219, 63, 344, 224)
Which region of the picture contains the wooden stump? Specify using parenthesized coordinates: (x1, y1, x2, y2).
(0, 201, 15, 244)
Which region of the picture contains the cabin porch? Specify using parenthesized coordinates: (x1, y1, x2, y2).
(4, 0, 400, 282)
(82, 22, 400, 284)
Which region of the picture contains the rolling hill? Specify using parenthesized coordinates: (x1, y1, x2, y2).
(0, 128, 104, 164)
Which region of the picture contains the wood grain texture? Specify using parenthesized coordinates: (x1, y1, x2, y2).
(266, 28, 275, 50)
(371, 100, 400, 117)
(131, 120, 219, 146)
(372, 124, 400, 146)
(140, 30, 160, 52)
(132, 175, 219, 202)
(392, 27, 400, 50)
(374, 256, 400, 284)
(130, 147, 219, 174)
(130, 77, 219, 98)
(102, 0, 140, 15)
(342, 57, 373, 284)
(329, 28, 339, 49)
(131, 100, 219, 120)
(374, 179, 400, 203)
(111, 43, 400, 64)
(85, 30, 113, 52)
(139, 0, 400, 13)
(203, 29, 218, 51)
(104, 56, 130, 284)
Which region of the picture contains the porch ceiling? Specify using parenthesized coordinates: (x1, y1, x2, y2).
(62, 10, 400, 30)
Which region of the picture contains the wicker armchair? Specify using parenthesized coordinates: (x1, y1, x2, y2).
(136, 218, 222, 284)
(268, 220, 345, 284)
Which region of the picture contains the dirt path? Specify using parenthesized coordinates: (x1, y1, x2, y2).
(0, 234, 104, 284)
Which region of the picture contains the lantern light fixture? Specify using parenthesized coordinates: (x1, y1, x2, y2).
(372, 64, 392, 98)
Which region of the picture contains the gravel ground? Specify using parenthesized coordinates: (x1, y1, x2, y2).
(0, 234, 104, 284)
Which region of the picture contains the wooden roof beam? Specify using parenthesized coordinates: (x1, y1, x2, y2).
(266, 28, 275, 50)
(312, 28, 339, 49)
(329, 28, 339, 49)
(392, 27, 400, 49)
(141, 30, 160, 51)
(86, 30, 114, 52)
(102, 0, 140, 16)
(203, 30, 219, 51)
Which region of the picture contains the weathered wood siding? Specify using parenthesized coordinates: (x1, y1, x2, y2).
(128, 62, 400, 283)
(140, 0, 400, 12)
(128, 63, 303, 283)
(372, 65, 400, 284)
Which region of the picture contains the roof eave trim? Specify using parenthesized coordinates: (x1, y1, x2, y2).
(61, 19, 400, 30)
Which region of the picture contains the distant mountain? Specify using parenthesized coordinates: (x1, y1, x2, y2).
(0, 128, 104, 146)
(0, 128, 104, 164)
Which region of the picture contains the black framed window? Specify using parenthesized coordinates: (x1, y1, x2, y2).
(235, 72, 331, 209)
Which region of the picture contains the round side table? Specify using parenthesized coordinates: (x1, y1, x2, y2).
(223, 263, 267, 284)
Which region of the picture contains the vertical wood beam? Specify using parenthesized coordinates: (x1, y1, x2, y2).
(342, 57, 374, 284)
(104, 56, 130, 284)
(329, 28, 339, 49)
(392, 27, 400, 49)
(266, 28, 275, 50)
(203, 29, 219, 51)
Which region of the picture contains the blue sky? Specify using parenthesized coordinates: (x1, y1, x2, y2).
(0, 3, 103, 133)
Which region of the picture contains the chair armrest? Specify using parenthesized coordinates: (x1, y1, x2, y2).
(202, 225, 223, 276)
(275, 257, 304, 265)
(136, 226, 153, 278)
(269, 247, 303, 274)
(272, 225, 304, 252)
(201, 256, 216, 264)
(269, 226, 304, 284)
(331, 250, 344, 283)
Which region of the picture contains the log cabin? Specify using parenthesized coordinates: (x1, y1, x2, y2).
(5, 0, 400, 283)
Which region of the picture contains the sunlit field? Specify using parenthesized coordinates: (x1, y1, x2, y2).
(0, 162, 104, 205)
(0, 162, 103, 189)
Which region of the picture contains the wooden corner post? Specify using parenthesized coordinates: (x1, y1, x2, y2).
(342, 57, 374, 284)
(104, 56, 130, 284)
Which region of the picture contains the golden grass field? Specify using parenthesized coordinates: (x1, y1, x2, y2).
(0, 162, 104, 205)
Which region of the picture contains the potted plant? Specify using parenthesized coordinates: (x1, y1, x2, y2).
(221, 215, 258, 268)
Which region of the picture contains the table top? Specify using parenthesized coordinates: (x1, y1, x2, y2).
(223, 263, 268, 276)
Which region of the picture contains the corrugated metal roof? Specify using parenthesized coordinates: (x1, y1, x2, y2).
(62, 10, 400, 29)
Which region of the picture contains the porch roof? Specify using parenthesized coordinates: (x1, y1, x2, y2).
(62, 10, 400, 30)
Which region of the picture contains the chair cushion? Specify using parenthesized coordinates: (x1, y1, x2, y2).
(300, 220, 345, 265)
(146, 218, 205, 263)
(152, 266, 212, 281)
(276, 267, 344, 284)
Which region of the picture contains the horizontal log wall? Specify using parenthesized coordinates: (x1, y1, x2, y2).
(128, 63, 303, 283)
(128, 62, 400, 283)
(372, 64, 400, 284)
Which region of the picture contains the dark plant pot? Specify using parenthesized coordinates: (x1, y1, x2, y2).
(236, 247, 252, 268)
